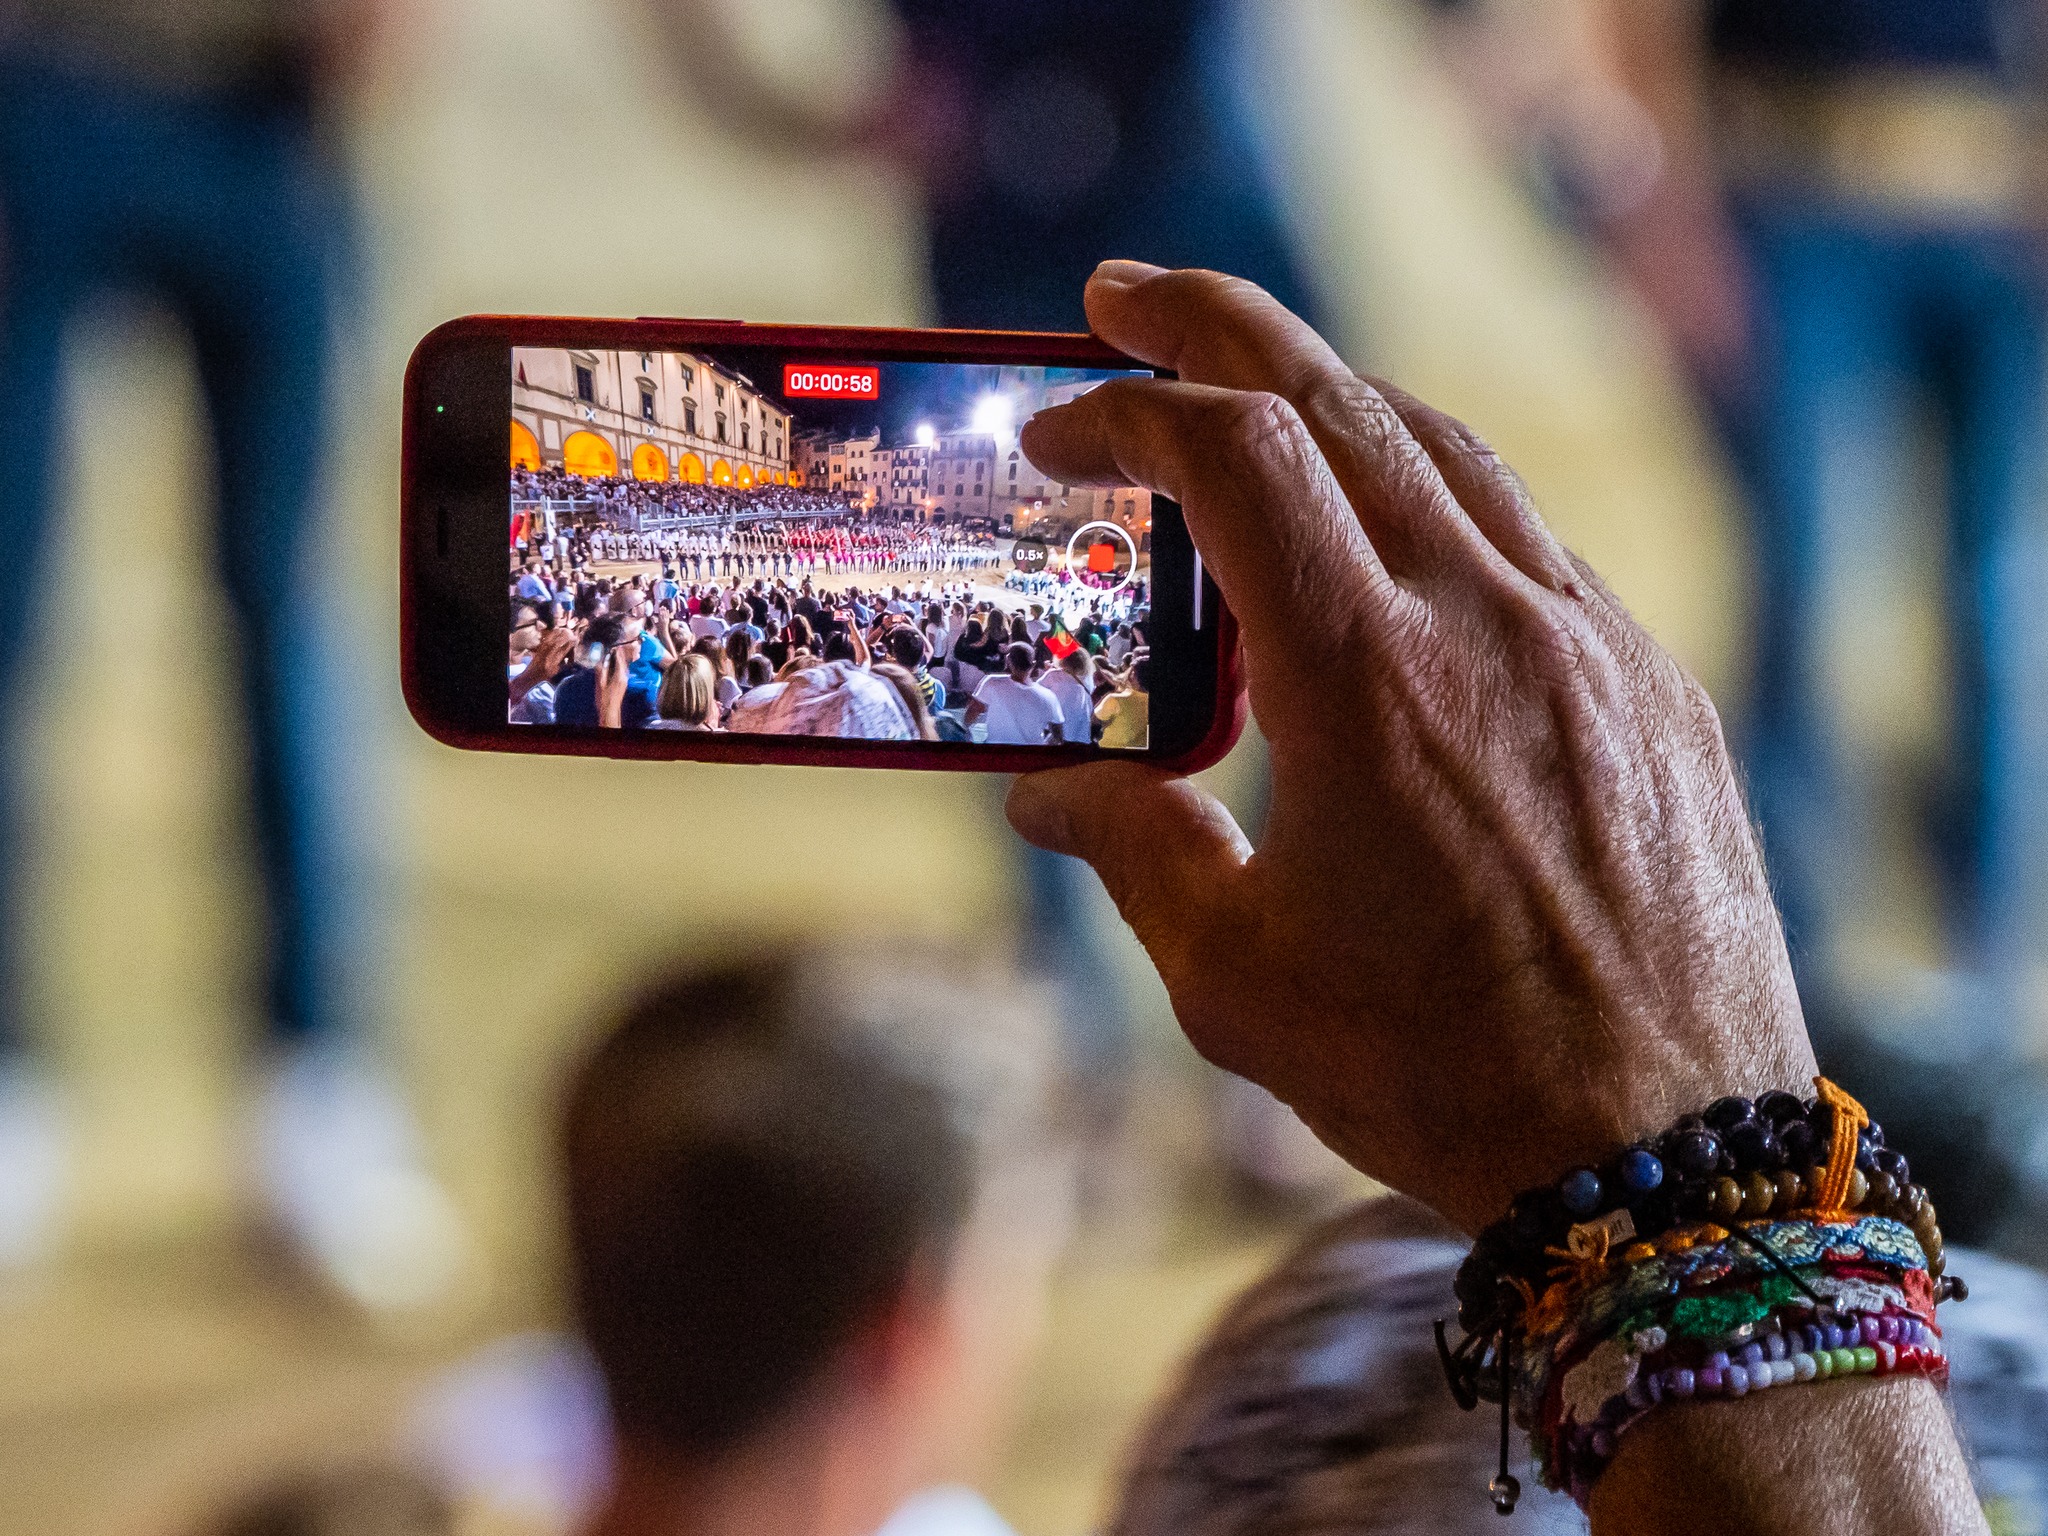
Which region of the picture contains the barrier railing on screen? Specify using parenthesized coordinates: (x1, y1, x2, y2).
(510, 497, 858, 532)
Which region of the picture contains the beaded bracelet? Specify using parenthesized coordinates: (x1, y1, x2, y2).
(1450, 1078, 1948, 1344)
(1435, 1079, 1967, 1514)
(1523, 1213, 1945, 1502)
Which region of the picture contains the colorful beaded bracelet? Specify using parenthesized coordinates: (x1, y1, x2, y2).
(1450, 1078, 1949, 1345)
(1436, 1080, 1966, 1514)
(1523, 1214, 1946, 1502)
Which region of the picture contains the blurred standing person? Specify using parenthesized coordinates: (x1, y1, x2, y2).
(1430, 0, 2048, 1241)
(0, 0, 471, 1308)
(641, 0, 1319, 1202)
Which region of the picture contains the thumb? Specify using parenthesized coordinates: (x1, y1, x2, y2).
(1006, 762, 1250, 981)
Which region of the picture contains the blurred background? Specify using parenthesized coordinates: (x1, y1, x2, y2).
(0, 0, 2043, 1532)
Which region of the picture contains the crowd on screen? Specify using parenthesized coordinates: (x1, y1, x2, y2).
(512, 470, 1005, 577)
(507, 561, 1152, 747)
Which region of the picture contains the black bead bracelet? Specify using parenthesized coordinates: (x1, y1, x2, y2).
(1450, 1089, 1946, 1339)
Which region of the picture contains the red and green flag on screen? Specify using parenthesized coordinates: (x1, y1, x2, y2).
(1045, 616, 1080, 661)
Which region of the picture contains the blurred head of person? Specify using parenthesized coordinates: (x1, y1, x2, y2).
(725, 627, 755, 674)
(510, 603, 541, 664)
(1003, 642, 1035, 681)
(691, 635, 732, 677)
(1108, 1199, 1584, 1536)
(872, 661, 938, 741)
(885, 628, 930, 675)
(655, 652, 720, 729)
(199, 1464, 454, 1536)
(576, 616, 626, 671)
(564, 946, 1069, 1536)
(1059, 649, 1093, 687)
(744, 654, 775, 689)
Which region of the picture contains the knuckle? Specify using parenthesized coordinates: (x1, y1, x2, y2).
(1168, 267, 1272, 312)
(1681, 672, 1722, 732)
(1207, 389, 1316, 471)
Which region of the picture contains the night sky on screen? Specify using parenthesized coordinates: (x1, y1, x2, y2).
(706, 352, 1132, 444)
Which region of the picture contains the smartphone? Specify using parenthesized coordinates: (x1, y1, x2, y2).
(402, 316, 1242, 771)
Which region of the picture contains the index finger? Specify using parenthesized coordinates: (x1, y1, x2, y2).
(1083, 263, 1575, 593)
(1019, 378, 1404, 703)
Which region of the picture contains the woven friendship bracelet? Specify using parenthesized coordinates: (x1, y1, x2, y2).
(1434, 1080, 1966, 1514)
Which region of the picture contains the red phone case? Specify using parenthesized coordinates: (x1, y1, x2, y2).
(402, 315, 1245, 774)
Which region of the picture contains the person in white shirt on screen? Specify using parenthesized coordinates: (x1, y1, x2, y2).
(688, 595, 728, 641)
(1041, 650, 1096, 745)
(967, 643, 1065, 745)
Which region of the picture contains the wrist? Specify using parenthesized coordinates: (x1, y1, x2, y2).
(1457, 974, 1814, 1235)
(1591, 1377, 1985, 1536)
(1439, 1077, 1967, 1519)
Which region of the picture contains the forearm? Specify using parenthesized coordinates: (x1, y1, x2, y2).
(1593, 1378, 1984, 1536)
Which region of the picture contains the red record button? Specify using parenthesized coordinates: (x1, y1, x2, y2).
(783, 365, 880, 400)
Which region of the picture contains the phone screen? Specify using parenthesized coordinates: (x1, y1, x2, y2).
(507, 347, 1158, 749)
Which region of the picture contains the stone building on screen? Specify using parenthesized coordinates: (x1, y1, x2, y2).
(511, 348, 791, 489)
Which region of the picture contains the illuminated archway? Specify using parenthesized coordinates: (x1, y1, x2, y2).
(710, 458, 734, 486)
(678, 452, 706, 484)
(771, 469, 785, 485)
(788, 467, 804, 487)
(632, 443, 670, 481)
(511, 419, 541, 471)
(563, 430, 618, 478)
(736, 464, 756, 489)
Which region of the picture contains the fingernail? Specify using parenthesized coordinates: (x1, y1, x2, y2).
(1092, 259, 1166, 290)
(1005, 777, 1076, 854)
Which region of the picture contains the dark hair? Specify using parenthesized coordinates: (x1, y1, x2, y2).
(1004, 642, 1035, 677)
(872, 661, 937, 741)
(206, 1465, 453, 1536)
(510, 601, 538, 634)
(823, 630, 856, 664)
(561, 952, 979, 1458)
(1131, 657, 1153, 693)
(692, 635, 731, 676)
(1108, 1200, 1585, 1536)
(584, 616, 626, 653)
(725, 627, 754, 671)
(745, 654, 774, 688)
(886, 628, 929, 672)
